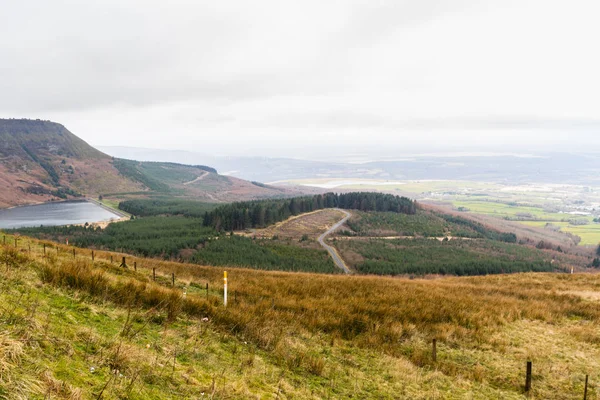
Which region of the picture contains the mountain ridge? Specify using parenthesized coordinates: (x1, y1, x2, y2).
(0, 119, 297, 208)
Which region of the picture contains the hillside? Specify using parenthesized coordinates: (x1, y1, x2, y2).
(2, 234, 600, 399)
(0, 119, 144, 207)
(0, 119, 295, 208)
(11, 195, 597, 276)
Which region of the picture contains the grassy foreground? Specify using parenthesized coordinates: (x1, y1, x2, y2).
(2, 235, 600, 399)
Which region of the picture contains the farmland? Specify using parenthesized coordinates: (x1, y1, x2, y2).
(280, 178, 600, 247)
(452, 200, 600, 246)
(2, 234, 600, 398)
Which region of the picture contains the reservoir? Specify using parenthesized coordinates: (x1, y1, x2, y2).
(0, 201, 123, 229)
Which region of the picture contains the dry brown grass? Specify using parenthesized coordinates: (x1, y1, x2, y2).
(245, 208, 346, 239)
(4, 235, 600, 398)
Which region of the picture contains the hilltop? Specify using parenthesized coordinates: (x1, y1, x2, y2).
(0, 119, 297, 208)
(1, 233, 600, 399)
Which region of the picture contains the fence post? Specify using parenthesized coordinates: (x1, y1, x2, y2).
(120, 257, 127, 268)
(28, 244, 31, 254)
(110, 255, 113, 264)
(172, 273, 175, 287)
(525, 361, 532, 393)
(14, 238, 17, 248)
(153, 268, 156, 281)
(432, 339, 437, 363)
(206, 283, 209, 299)
(224, 271, 228, 307)
(73, 248, 76, 258)
(91, 251, 95, 262)
(43, 243, 46, 256)
(584, 374, 588, 400)
(134, 261, 137, 272)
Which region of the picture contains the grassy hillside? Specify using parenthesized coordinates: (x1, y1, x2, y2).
(9, 216, 338, 273)
(0, 119, 300, 208)
(2, 234, 600, 398)
(0, 119, 143, 207)
(11, 202, 593, 276)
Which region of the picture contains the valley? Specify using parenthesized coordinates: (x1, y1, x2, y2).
(2, 119, 600, 399)
(281, 178, 600, 247)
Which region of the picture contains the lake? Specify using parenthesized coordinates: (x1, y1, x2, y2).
(0, 201, 123, 229)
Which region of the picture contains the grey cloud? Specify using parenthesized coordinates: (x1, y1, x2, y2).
(1, 0, 599, 156)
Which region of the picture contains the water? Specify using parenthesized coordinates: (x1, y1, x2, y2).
(0, 201, 122, 229)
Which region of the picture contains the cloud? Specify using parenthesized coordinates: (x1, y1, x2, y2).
(1, 0, 599, 156)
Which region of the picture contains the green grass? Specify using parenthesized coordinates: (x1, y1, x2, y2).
(521, 221, 600, 246)
(9, 216, 339, 273)
(453, 201, 600, 246)
(4, 234, 600, 398)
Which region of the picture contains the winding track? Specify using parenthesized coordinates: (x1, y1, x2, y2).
(182, 171, 209, 185)
(318, 209, 351, 273)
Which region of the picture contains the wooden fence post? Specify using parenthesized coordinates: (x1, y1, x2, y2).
(14, 238, 17, 248)
(584, 374, 588, 400)
(134, 261, 137, 272)
(153, 268, 156, 281)
(43, 243, 46, 256)
(206, 283, 209, 299)
(525, 361, 532, 393)
(172, 273, 175, 287)
(110, 255, 113, 264)
(120, 257, 127, 268)
(432, 339, 437, 363)
(73, 248, 76, 258)
(91, 251, 95, 262)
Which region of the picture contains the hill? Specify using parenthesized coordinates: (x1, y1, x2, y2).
(0, 119, 296, 208)
(0, 119, 144, 207)
(11, 195, 596, 276)
(2, 234, 600, 398)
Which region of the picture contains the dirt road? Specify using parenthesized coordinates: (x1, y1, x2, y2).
(183, 171, 209, 185)
(318, 209, 351, 273)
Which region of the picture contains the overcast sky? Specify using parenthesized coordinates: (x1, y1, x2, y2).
(1, 0, 599, 158)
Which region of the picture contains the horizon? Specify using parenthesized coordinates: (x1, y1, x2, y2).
(2, 1, 600, 158)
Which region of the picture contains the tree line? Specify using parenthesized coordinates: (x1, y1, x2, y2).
(202, 192, 417, 231)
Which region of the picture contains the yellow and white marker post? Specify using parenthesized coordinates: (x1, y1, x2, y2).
(223, 271, 228, 307)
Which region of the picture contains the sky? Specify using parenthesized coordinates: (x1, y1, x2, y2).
(1, 0, 600, 158)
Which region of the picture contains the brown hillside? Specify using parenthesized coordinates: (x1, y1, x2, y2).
(0, 119, 307, 208)
(0, 119, 143, 207)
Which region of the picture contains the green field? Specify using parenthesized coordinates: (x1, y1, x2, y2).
(453, 201, 600, 246)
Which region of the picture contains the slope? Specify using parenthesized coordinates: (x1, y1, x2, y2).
(0, 119, 297, 208)
(2, 234, 600, 399)
(0, 119, 143, 207)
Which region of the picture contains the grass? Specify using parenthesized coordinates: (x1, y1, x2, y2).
(3, 233, 600, 398)
(247, 208, 346, 239)
(454, 201, 600, 246)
